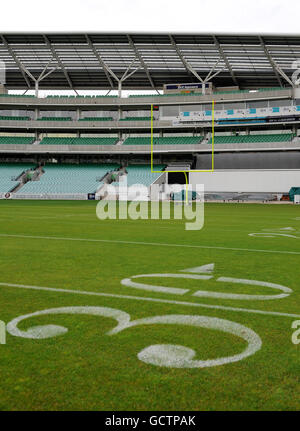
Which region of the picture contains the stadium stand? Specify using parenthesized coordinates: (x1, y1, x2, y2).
(208, 133, 295, 145)
(46, 95, 118, 99)
(79, 117, 114, 121)
(120, 117, 151, 121)
(0, 116, 31, 121)
(0, 136, 35, 145)
(39, 137, 118, 145)
(123, 136, 203, 145)
(0, 94, 34, 98)
(37, 117, 72, 121)
(0, 33, 299, 201)
(17, 164, 119, 195)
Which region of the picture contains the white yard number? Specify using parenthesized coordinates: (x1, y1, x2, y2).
(4, 263, 294, 369)
(6, 306, 261, 368)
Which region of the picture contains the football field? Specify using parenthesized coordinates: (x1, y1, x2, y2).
(0, 200, 299, 410)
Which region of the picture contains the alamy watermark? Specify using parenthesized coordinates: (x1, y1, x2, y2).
(96, 180, 204, 230)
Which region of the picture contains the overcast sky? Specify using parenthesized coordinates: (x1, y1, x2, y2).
(1, 0, 300, 34)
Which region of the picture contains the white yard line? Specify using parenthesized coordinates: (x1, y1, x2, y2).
(0, 281, 299, 319)
(0, 233, 300, 255)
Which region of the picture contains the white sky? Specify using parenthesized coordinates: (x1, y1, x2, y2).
(2, 0, 300, 33)
(4, 0, 300, 96)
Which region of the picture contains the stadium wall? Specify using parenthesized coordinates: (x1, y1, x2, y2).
(196, 151, 300, 170)
(190, 170, 300, 193)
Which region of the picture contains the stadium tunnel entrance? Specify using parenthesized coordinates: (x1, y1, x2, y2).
(168, 171, 189, 184)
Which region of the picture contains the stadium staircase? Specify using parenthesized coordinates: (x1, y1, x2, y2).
(0, 163, 36, 196)
(15, 163, 119, 196)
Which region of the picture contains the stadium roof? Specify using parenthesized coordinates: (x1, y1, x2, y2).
(0, 33, 300, 91)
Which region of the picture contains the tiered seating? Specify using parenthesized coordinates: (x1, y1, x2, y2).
(0, 136, 35, 145)
(0, 116, 31, 121)
(120, 117, 151, 121)
(123, 136, 203, 145)
(17, 164, 119, 195)
(79, 117, 114, 121)
(46, 95, 117, 99)
(0, 163, 33, 193)
(0, 94, 34, 98)
(128, 93, 202, 98)
(39, 137, 118, 145)
(208, 133, 295, 145)
(116, 164, 165, 187)
(128, 87, 286, 98)
(37, 116, 72, 121)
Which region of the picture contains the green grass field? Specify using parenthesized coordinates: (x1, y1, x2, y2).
(0, 200, 299, 411)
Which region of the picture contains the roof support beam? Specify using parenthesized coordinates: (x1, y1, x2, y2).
(85, 35, 115, 89)
(169, 34, 204, 83)
(203, 58, 225, 83)
(1, 36, 58, 97)
(1, 35, 32, 89)
(213, 35, 238, 86)
(272, 62, 294, 87)
(170, 35, 226, 94)
(34, 61, 58, 97)
(127, 35, 159, 94)
(259, 36, 283, 88)
(118, 59, 141, 97)
(43, 35, 78, 94)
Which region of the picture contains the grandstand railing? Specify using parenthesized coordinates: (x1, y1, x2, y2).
(0, 141, 299, 154)
(0, 119, 169, 130)
(0, 88, 292, 108)
(12, 193, 88, 200)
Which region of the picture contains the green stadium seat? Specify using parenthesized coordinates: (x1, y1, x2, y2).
(37, 117, 72, 121)
(0, 116, 31, 121)
(0, 136, 35, 145)
(17, 164, 119, 195)
(207, 133, 295, 145)
(119, 117, 151, 121)
(123, 136, 203, 145)
(39, 137, 118, 145)
(79, 117, 114, 121)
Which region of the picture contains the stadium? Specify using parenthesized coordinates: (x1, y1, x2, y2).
(0, 32, 300, 411)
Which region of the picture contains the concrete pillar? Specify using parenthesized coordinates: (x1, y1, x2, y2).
(35, 81, 39, 98)
(118, 81, 122, 98)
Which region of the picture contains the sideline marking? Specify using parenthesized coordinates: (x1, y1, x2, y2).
(0, 281, 299, 319)
(1, 233, 300, 256)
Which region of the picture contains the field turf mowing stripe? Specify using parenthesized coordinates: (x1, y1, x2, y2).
(0, 233, 300, 255)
